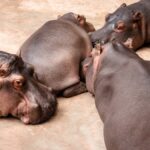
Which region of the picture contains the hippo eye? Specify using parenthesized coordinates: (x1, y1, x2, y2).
(0, 69, 7, 77)
(13, 78, 25, 90)
(114, 21, 126, 32)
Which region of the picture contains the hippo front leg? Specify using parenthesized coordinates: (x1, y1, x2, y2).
(62, 81, 87, 97)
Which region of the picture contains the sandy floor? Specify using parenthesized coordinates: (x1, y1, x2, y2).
(0, 0, 150, 150)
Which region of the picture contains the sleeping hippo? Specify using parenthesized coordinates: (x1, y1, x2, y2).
(91, 0, 150, 51)
(19, 12, 95, 97)
(0, 51, 57, 124)
(83, 42, 150, 150)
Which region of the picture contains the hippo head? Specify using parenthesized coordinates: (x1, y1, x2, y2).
(0, 51, 57, 124)
(90, 3, 146, 51)
(58, 12, 95, 33)
(83, 42, 133, 95)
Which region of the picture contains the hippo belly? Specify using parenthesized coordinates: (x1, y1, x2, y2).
(22, 47, 80, 91)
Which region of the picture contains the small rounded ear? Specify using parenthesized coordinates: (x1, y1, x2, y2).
(77, 15, 86, 26)
(119, 3, 127, 8)
(0, 69, 8, 77)
(105, 13, 112, 22)
(114, 20, 126, 32)
(132, 11, 143, 21)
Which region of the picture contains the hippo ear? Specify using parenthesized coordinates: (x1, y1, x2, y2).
(132, 11, 146, 42)
(105, 13, 112, 22)
(0, 69, 8, 77)
(132, 11, 143, 21)
(77, 15, 86, 26)
(119, 3, 127, 8)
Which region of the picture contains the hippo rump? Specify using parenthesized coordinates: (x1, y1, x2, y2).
(0, 51, 57, 124)
(83, 42, 150, 150)
(91, 0, 150, 51)
(19, 12, 95, 97)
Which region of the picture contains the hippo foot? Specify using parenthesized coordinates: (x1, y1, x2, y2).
(62, 82, 87, 98)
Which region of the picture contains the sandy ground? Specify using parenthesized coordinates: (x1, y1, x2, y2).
(0, 0, 150, 150)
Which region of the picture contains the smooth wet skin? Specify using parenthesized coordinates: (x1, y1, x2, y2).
(91, 0, 150, 51)
(19, 12, 95, 97)
(0, 51, 57, 124)
(84, 42, 150, 150)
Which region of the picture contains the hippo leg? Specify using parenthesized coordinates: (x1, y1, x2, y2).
(62, 81, 87, 97)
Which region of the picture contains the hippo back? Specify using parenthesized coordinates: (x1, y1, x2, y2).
(19, 19, 91, 91)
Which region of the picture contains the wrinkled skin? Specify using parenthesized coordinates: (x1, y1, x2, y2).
(19, 12, 95, 97)
(83, 42, 150, 150)
(0, 51, 57, 124)
(90, 0, 150, 51)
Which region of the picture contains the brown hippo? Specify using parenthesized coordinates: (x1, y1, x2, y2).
(0, 51, 57, 124)
(19, 12, 95, 97)
(90, 0, 150, 51)
(83, 42, 150, 150)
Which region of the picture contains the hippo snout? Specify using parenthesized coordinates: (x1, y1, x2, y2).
(17, 90, 57, 125)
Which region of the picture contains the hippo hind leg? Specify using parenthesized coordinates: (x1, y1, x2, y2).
(62, 81, 87, 98)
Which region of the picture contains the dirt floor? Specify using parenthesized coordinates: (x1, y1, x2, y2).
(0, 0, 150, 150)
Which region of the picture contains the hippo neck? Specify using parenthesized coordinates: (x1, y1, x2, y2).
(94, 45, 142, 122)
(95, 45, 139, 83)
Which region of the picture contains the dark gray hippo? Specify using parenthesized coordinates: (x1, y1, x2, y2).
(91, 0, 150, 51)
(83, 42, 150, 150)
(19, 12, 95, 97)
(0, 51, 57, 124)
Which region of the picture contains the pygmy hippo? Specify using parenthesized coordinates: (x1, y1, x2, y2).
(0, 51, 57, 124)
(19, 12, 95, 97)
(91, 0, 150, 51)
(83, 42, 150, 150)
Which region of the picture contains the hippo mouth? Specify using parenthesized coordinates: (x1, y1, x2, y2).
(92, 37, 134, 51)
(16, 90, 57, 124)
(16, 93, 41, 124)
(92, 40, 105, 48)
